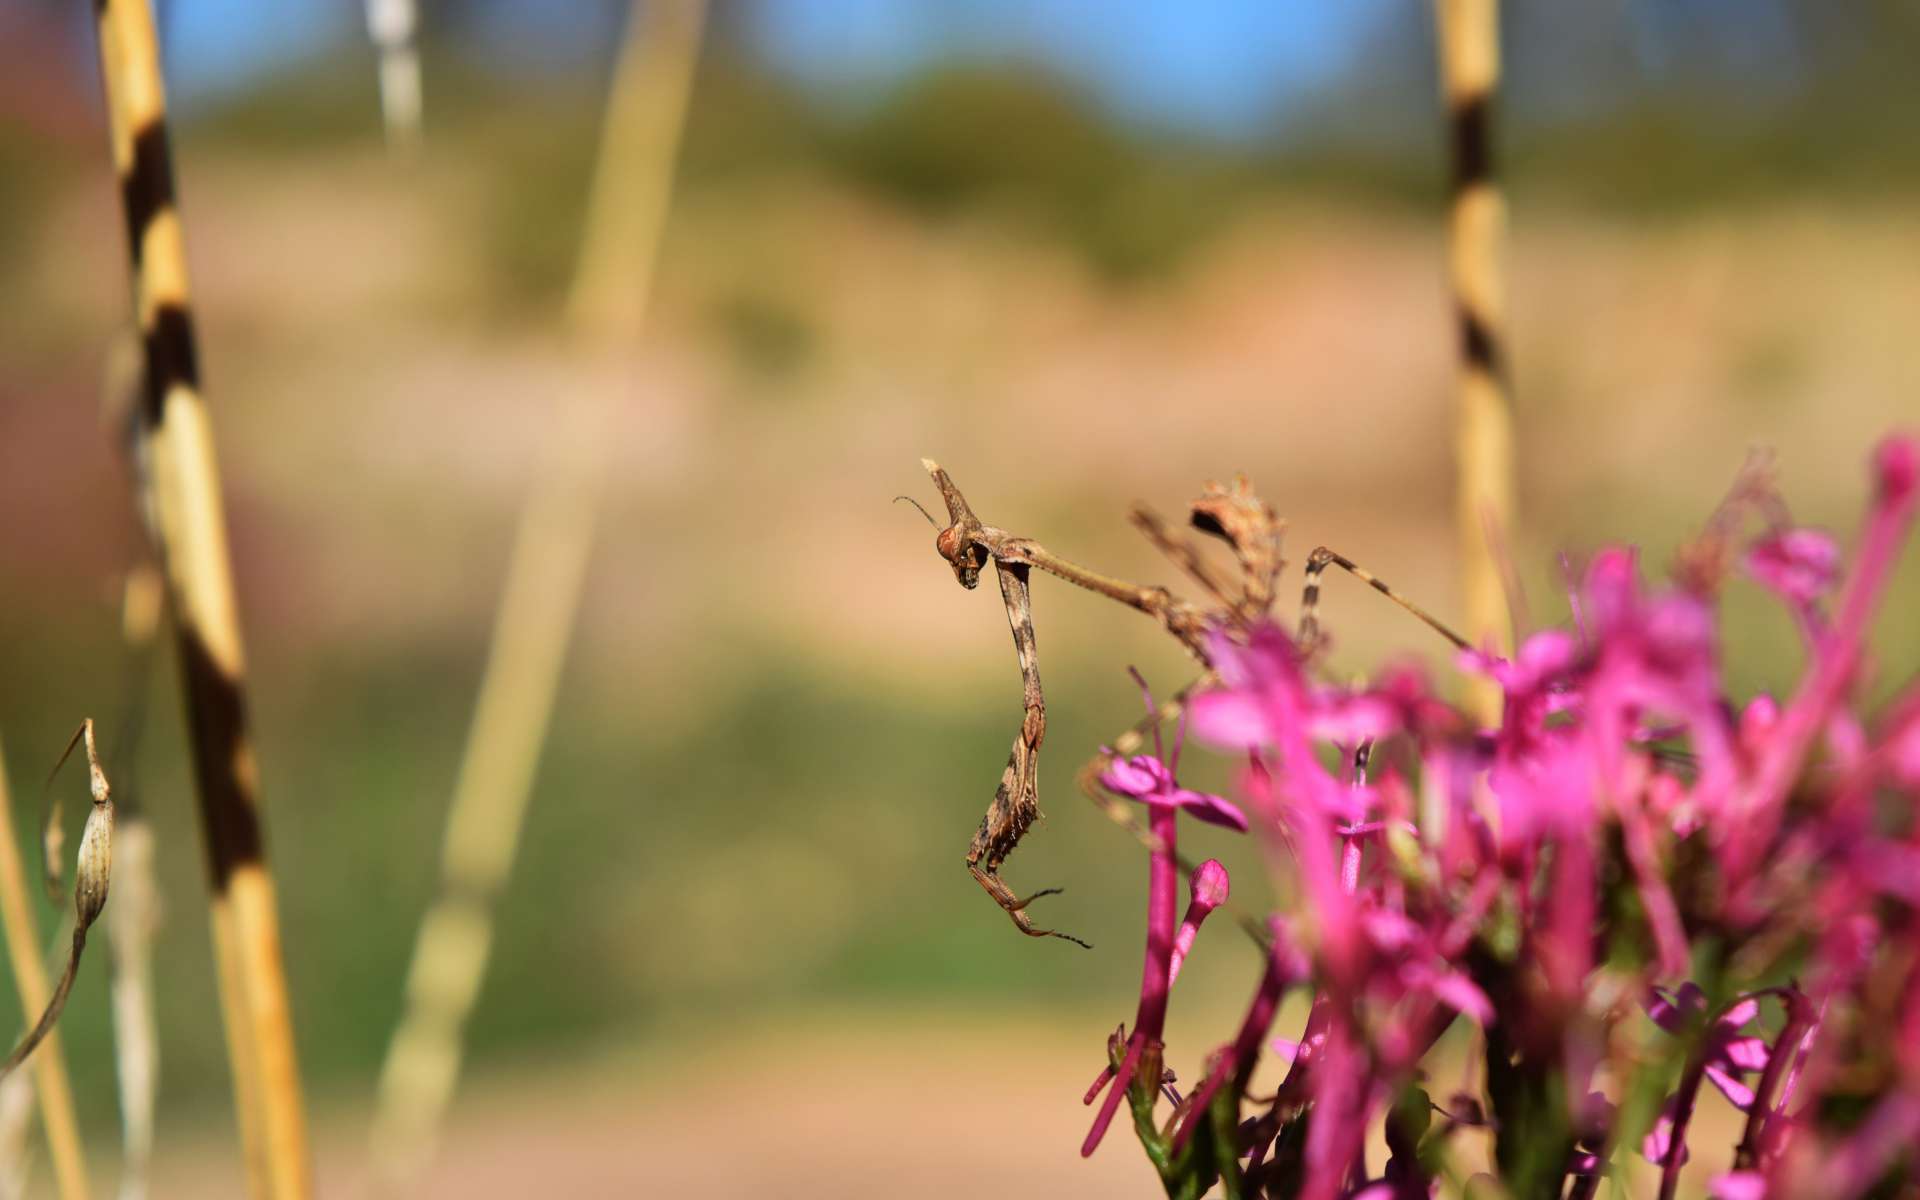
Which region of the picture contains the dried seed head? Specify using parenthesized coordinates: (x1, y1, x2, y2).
(44, 719, 115, 930)
(3, 719, 116, 1085)
(74, 801, 113, 929)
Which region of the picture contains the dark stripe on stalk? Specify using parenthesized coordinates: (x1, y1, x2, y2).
(120, 120, 178, 267)
(140, 303, 199, 424)
(1448, 91, 1493, 191)
(1459, 306, 1501, 374)
(176, 630, 265, 889)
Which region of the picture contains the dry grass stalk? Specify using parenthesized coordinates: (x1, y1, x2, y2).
(105, 816, 158, 1200)
(364, 0, 423, 153)
(106, 583, 165, 1200)
(0, 738, 88, 1200)
(101, 256, 166, 1200)
(89, 0, 310, 1193)
(104, 568, 163, 1200)
(369, 1, 706, 1189)
(0, 1068, 34, 1200)
(1435, 0, 1515, 723)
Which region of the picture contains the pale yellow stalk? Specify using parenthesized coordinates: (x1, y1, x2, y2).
(368, 2, 706, 1190)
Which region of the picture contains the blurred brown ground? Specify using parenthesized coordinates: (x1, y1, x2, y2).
(149, 1016, 1164, 1197)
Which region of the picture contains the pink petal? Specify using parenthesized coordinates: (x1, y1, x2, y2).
(1099, 754, 1173, 798)
(1584, 546, 1642, 635)
(1710, 1171, 1767, 1200)
(1744, 527, 1840, 605)
(1361, 909, 1420, 950)
(1187, 690, 1270, 750)
(1172, 788, 1250, 833)
(1719, 998, 1761, 1030)
(1642, 1104, 1689, 1166)
(1861, 842, 1920, 904)
(1647, 984, 1703, 1034)
(1706, 1064, 1756, 1111)
(1307, 693, 1398, 743)
(1500, 629, 1578, 693)
(1430, 971, 1494, 1025)
(1886, 699, 1920, 789)
(1720, 1035, 1771, 1072)
(1642, 595, 1718, 676)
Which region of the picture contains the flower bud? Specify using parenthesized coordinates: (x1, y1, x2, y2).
(1168, 859, 1229, 986)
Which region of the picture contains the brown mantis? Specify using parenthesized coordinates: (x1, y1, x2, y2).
(911, 459, 1472, 947)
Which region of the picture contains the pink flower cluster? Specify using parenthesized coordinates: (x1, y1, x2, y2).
(1082, 435, 1920, 1200)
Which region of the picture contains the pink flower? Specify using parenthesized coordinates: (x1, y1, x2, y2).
(1643, 1100, 1690, 1168)
(1647, 985, 1772, 1110)
(1461, 628, 1579, 697)
(1056, 434, 1920, 1198)
(1191, 625, 1401, 762)
(1099, 753, 1247, 832)
(1710, 1170, 1767, 1200)
(1744, 527, 1840, 607)
(1084, 671, 1245, 1159)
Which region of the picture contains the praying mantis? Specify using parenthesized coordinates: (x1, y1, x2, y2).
(910, 459, 1471, 947)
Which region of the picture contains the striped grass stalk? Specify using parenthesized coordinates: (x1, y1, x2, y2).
(1435, 0, 1516, 723)
(90, 0, 310, 1193)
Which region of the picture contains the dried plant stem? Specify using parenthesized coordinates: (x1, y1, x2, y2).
(3, 720, 116, 1078)
(2, 933, 89, 1085)
(1435, 0, 1514, 723)
(90, 1, 310, 1194)
(364, 0, 423, 153)
(104, 565, 164, 1200)
(0, 738, 88, 1200)
(0, 1069, 34, 1200)
(369, 1, 705, 1188)
(106, 814, 159, 1200)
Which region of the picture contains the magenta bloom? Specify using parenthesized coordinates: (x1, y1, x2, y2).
(1646, 985, 1772, 1111)
(1099, 753, 1247, 831)
(1047, 433, 1920, 1200)
(1744, 527, 1841, 607)
(1082, 671, 1248, 1160)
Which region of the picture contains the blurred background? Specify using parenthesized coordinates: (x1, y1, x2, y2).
(1, 1, 1918, 1194)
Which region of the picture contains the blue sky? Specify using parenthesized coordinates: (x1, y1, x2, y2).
(157, 1, 1390, 139)
(742, 1, 1390, 137)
